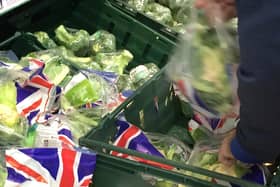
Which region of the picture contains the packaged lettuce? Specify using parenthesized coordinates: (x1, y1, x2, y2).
(90, 30, 116, 54)
(95, 50, 133, 75)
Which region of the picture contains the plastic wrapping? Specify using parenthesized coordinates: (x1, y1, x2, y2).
(128, 0, 150, 11)
(144, 3, 173, 26)
(129, 63, 160, 88)
(187, 140, 268, 186)
(89, 30, 116, 54)
(166, 4, 239, 118)
(95, 49, 133, 75)
(55, 25, 90, 56)
(0, 65, 30, 146)
(145, 132, 191, 163)
(116, 74, 135, 92)
(34, 31, 57, 49)
(62, 70, 119, 112)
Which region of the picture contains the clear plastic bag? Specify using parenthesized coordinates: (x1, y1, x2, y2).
(144, 3, 174, 26)
(127, 0, 150, 11)
(54, 25, 90, 57)
(89, 30, 116, 55)
(0, 66, 30, 146)
(61, 70, 119, 114)
(187, 140, 268, 186)
(145, 132, 192, 163)
(166, 3, 239, 118)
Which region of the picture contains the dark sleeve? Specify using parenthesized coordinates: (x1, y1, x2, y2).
(231, 0, 280, 163)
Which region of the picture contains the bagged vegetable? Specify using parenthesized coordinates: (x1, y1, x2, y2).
(116, 74, 135, 92)
(55, 25, 90, 56)
(95, 49, 133, 75)
(57, 46, 101, 70)
(89, 30, 116, 54)
(62, 70, 118, 111)
(144, 3, 173, 26)
(187, 140, 268, 186)
(128, 0, 149, 11)
(166, 4, 239, 119)
(129, 63, 160, 88)
(4, 147, 96, 186)
(16, 58, 62, 125)
(34, 31, 57, 49)
(0, 65, 29, 145)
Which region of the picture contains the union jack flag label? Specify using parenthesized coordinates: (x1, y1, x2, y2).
(5, 148, 96, 187)
(111, 116, 173, 170)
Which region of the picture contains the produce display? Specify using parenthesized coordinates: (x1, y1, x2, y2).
(0, 24, 159, 185)
(0, 2, 274, 187)
(122, 0, 191, 33)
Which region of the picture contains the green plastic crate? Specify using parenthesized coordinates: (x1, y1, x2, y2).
(0, 0, 176, 69)
(80, 68, 280, 187)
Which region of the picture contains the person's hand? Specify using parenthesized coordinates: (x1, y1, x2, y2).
(195, 0, 237, 23)
(218, 129, 236, 166)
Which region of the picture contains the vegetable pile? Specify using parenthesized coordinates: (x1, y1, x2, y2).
(123, 0, 192, 33)
(0, 25, 160, 148)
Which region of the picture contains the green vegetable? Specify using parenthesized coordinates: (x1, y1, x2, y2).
(184, 26, 234, 114)
(43, 56, 70, 85)
(173, 6, 191, 24)
(57, 46, 101, 70)
(188, 151, 250, 179)
(167, 125, 194, 146)
(146, 133, 191, 163)
(90, 30, 116, 54)
(34, 31, 57, 49)
(96, 50, 133, 75)
(55, 25, 90, 56)
(199, 153, 218, 167)
(129, 63, 159, 88)
(116, 74, 135, 92)
(144, 3, 173, 26)
(64, 79, 101, 107)
(0, 80, 26, 145)
(128, 0, 149, 11)
(65, 109, 101, 140)
(167, 0, 190, 11)
(0, 82, 19, 127)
